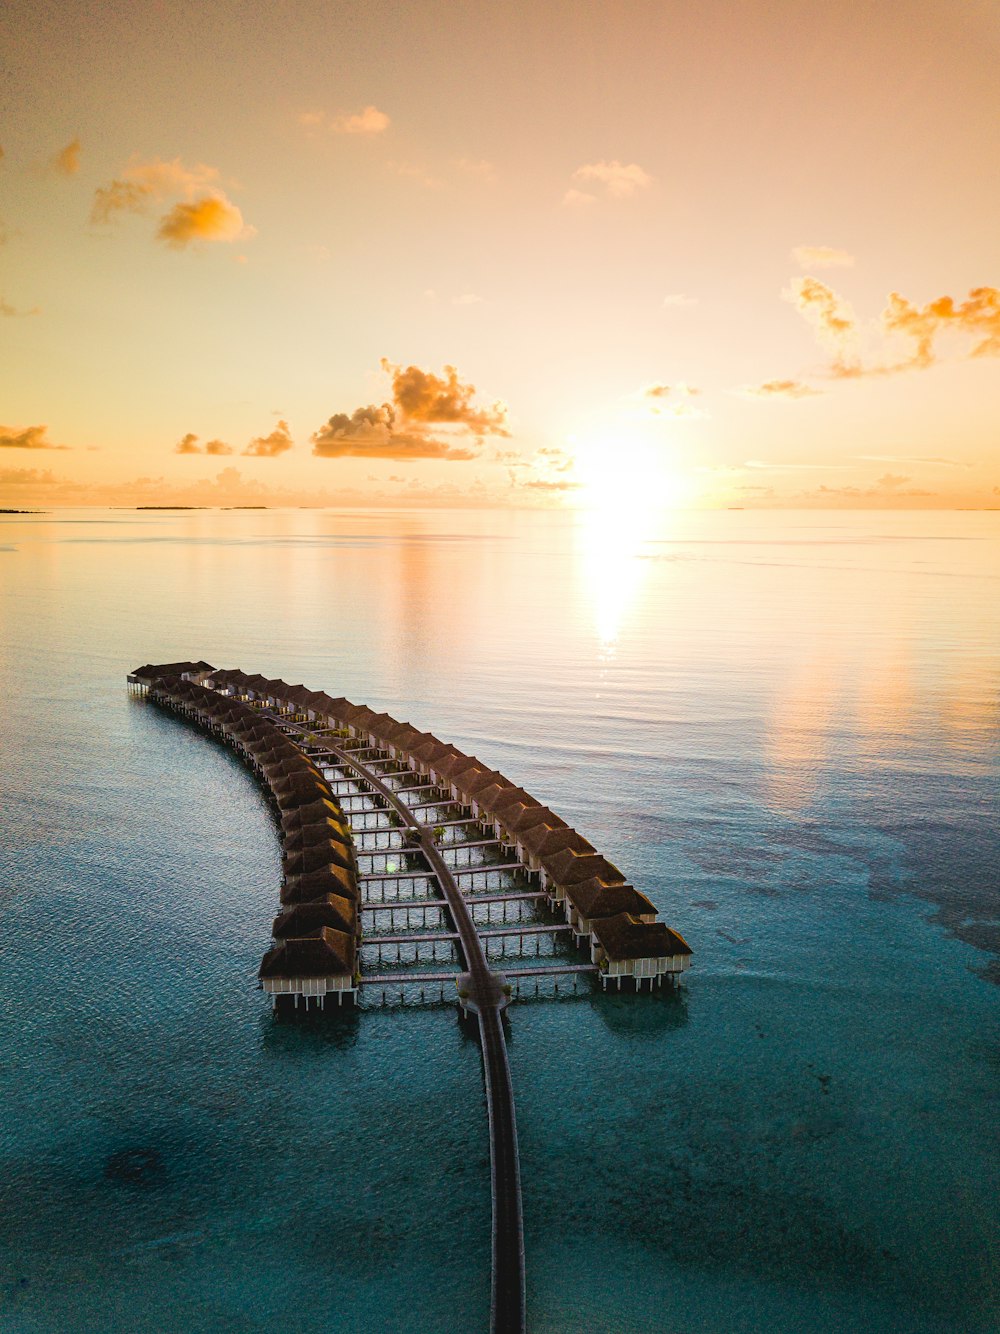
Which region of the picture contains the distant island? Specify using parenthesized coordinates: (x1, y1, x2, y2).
(135, 505, 208, 510)
(0, 508, 45, 514)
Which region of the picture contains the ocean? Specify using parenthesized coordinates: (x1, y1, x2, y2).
(1, 506, 997, 1332)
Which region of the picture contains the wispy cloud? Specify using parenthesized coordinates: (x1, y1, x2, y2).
(52, 138, 81, 176)
(1, 297, 40, 318)
(91, 156, 253, 249)
(788, 278, 1000, 378)
(0, 466, 57, 485)
(300, 105, 390, 135)
(570, 159, 652, 200)
(741, 379, 822, 399)
(0, 424, 69, 451)
(662, 293, 697, 308)
(243, 420, 293, 457)
(643, 382, 705, 418)
(792, 244, 854, 269)
(856, 454, 970, 468)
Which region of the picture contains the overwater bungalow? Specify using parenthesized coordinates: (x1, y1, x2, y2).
(129, 660, 214, 687)
(280, 798, 345, 834)
(564, 880, 657, 938)
(272, 895, 358, 940)
(281, 863, 357, 905)
(283, 831, 354, 871)
(518, 825, 593, 882)
(540, 848, 626, 900)
(258, 927, 358, 1005)
(589, 914, 693, 989)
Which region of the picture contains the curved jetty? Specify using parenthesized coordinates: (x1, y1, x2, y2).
(128, 659, 693, 1334)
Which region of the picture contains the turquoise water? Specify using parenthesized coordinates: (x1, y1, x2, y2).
(1, 507, 997, 1332)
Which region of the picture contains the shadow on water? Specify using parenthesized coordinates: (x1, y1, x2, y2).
(590, 983, 690, 1036)
(258, 1000, 361, 1053)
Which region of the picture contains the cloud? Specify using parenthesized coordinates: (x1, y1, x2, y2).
(571, 160, 652, 199)
(302, 105, 390, 135)
(662, 293, 697, 308)
(643, 382, 705, 418)
(381, 359, 508, 435)
(857, 454, 969, 468)
(91, 156, 253, 249)
(789, 278, 1000, 379)
(0, 466, 57, 485)
(563, 188, 597, 207)
(174, 433, 234, 456)
(792, 245, 854, 269)
(91, 156, 220, 223)
(0, 424, 68, 450)
(453, 157, 496, 182)
(313, 361, 507, 461)
(243, 420, 294, 457)
(1, 297, 40, 318)
(452, 292, 483, 306)
(52, 139, 81, 175)
(882, 286, 1000, 367)
(797, 476, 937, 500)
(157, 194, 252, 248)
(523, 477, 582, 491)
(743, 379, 822, 399)
(785, 277, 859, 374)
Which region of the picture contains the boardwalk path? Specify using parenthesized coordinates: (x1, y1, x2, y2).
(324, 740, 527, 1334)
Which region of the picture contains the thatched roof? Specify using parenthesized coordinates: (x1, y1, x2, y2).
(501, 804, 565, 835)
(268, 774, 332, 808)
(474, 782, 524, 816)
(283, 843, 357, 879)
(280, 798, 344, 832)
(259, 926, 356, 978)
(541, 848, 626, 887)
(281, 864, 358, 904)
(282, 832, 354, 871)
(518, 825, 593, 859)
(565, 879, 656, 921)
(590, 914, 693, 961)
(131, 660, 214, 681)
(458, 768, 508, 800)
(272, 895, 357, 940)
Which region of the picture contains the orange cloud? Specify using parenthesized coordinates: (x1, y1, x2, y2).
(0, 424, 69, 450)
(1, 297, 40, 318)
(313, 362, 506, 461)
(0, 466, 57, 485)
(643, 382, 705, 418)
(570, 160, 652, 199)
(52, 139, 81, 175)
(158, 194, 251, 248)
(91, 156, 221, 223)
(301, 105, 390, 135)
(243, 420, 293, 457)
(792, 245, 854, 269)
(380, 359, 508, 435)
(786, 277, 859, 374)
(175, 433, 234, 455)
(883, 286, 1000, 367)
(743, 379, 822, 399)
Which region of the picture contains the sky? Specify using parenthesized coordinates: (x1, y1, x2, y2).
(2, 0, 999, 510)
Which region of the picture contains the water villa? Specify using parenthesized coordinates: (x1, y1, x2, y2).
(128, 657, 693, 1334)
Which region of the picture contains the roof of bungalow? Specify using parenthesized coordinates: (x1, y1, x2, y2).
(412, 740, 464, 769)
(280, 683, 313, 705)
(382, 723, 427, 750)
(314, 695, 353, 722)
(280, 798, 345, 832)
(476, 783, 532, 818)
(281, 864, 358, 904)
(590, 914, 693, 961)
(518, 825, 593, 859)
(132, 660, 214, 680)
(282, 816, 352, 845)
(540, 848, 626, 887)
(269, 774, 332, 807)
(565, 879, 656, 921)
(272, 896, 358, 940)
(282, 834, 353, 871)
(258, 926, 356, 979)
(501, 804, 566, 835)
(461, 768, 516, 801)
(347, 705, 381, 732)
(242, 674, 271, 692)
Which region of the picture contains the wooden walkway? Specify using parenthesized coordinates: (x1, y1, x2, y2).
(320, 735, 527, 1334)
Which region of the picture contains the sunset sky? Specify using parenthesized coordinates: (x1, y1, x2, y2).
(2, 0, 999, 509)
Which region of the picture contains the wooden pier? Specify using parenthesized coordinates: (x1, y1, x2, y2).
(129, 659, 693, 1334)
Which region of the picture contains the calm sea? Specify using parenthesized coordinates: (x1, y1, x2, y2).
(1, 507, 997, 1333)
